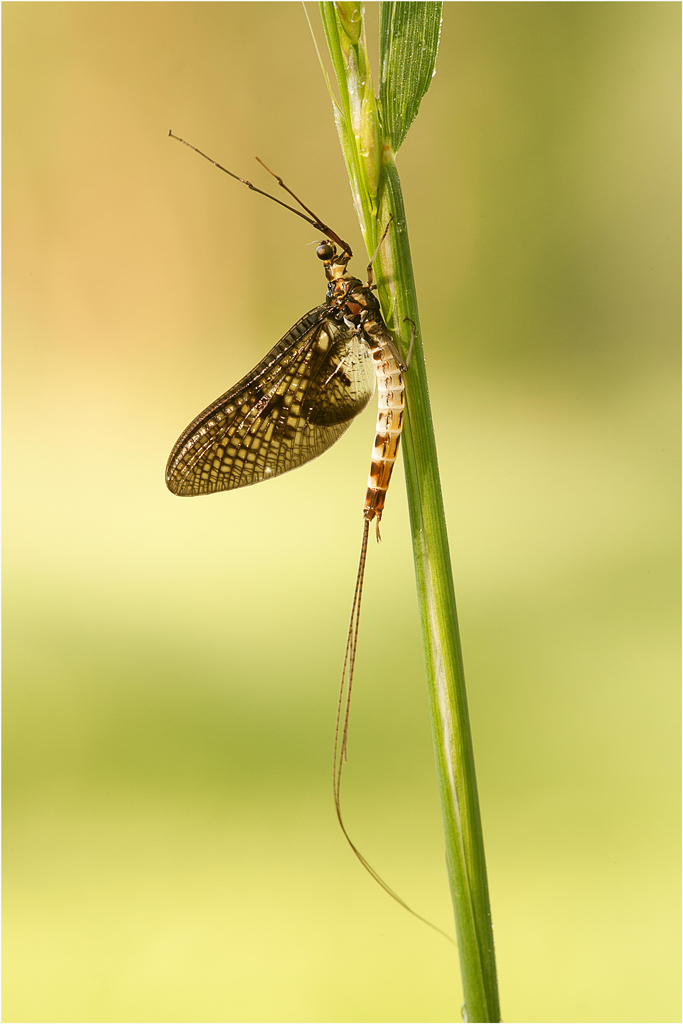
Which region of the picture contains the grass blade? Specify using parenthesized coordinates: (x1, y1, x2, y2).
(379, 1, 443, 152)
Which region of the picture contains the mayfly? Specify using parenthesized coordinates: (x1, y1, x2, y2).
(166, 133, 448, 940)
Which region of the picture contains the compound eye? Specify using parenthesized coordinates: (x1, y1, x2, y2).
(316, 241, 335, 261)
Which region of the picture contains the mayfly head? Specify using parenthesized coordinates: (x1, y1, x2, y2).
(316, 240, 352, 280)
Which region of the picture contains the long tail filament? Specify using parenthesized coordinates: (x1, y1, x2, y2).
(333, 519, 456, 945)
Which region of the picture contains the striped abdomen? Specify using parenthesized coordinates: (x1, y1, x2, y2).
(362, 324, 405, 527)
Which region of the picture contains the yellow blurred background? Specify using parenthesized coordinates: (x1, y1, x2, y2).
(3, 3, 680, 1022)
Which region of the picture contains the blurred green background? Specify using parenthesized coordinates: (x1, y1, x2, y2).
(3, 3, 680, 1022)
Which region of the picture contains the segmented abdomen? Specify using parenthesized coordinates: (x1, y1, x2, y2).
(363, 328, 405, 526)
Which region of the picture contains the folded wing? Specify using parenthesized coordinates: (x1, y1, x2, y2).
(165, 307, 375, 496)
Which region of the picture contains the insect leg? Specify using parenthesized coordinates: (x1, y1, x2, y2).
(401, 317, 416, 370)
(365, 215, 394, 288)
(255, 157, 353, 258)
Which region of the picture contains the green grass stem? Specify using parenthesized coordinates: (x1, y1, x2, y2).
(316, 4, 501, 1020)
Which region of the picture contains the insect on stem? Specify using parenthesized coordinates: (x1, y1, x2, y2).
(166, 134, 451, 943)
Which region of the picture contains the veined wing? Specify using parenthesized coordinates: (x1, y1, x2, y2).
(166, 306, 375, 496)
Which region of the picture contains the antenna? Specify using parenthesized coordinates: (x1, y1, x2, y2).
(168, 131, 353, 257)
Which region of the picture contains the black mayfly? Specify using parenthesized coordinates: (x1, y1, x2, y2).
(166, 133, 449, 941)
